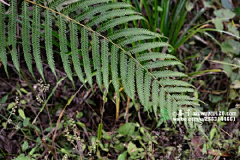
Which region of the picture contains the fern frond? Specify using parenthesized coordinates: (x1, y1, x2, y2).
(9, 0, 19, 72)
(32, 4, 44, 79)
(87, 9, 138, 27)
(109, 28, 164, 40)
(70, 21, 85, 83)
(167, 94, 173, 120)
(158, 79, 194, 87)
(97, 15, 145, 32)
(143, 60, 183, 69)
(111, 45, 119, 92)
(128, 42, 170, 53)
(144, 73, 151, 111)
(152, 80, 159, 117)
(136, 67, 144, 106)
(137, 52, 177, 61)
(81, 28, 92, 87)
(22, 1, 34, 77)
(48, 0, 65, 9)
(165, 87, 195, 93)
(127, 59, 135, 100)
(1, 0, 202, 129)
(0, 3, 8, 76)
(177, 101, 199, 106)
(92, 32, 102, 90)
(101, 39, 109, 90)
(45, 10, 57, 78)
(171, 95, 198, 101)
(119, 35, 156, 46)
(63, 0, 112, 15)
(57, 15, 73, 83)
(120, 52, 129, 95)
(172, 101, 177, 121)
(75, 2, 133, 22)
(159, 88, 165, 113)
(153, 71, 187, 78)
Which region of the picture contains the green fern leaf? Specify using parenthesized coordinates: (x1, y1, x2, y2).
(0, 3, 8, 76)
(153, 70, 187, 78)
(127, 59, 135, 100)
(97, 15, 145, 32)
(143, 60, 183, 69)
(45, 10, 57, 78)
(32, 5, 44, 79)
(81, 28, 92, 87)
(9, 0, 19, 72)
(171, 95, 198, 101)
(128, 42, 170, 54)
(172, 101, 177, 123)
(119, 35, 156, 46)
(177, 101, 199, 106)
(109, 28, 164, 40)
(137, 52, 177, 62)
(63, 0, 112, 15)
(165, 87, 195, 93)
(167, 94, 173, 120)
(152, 80, 159, 117)
(101, 39, 109, 90)
(22, 1, 34, 77)
(120, 52, 129, 95)
(75, 2, 132, 22)
(136, 67, 144, 106)
(159, 88, 165, 110)
(57, 15, 73, 83)
(111, 45, 119, 92)
(70, 21, 85, 83)
(49, 0, 65, 9)
(87, 9, 138, 27)
(92, 32, 102, 90)
(158, 79, 194, 87)
(144, 73, 151, 111)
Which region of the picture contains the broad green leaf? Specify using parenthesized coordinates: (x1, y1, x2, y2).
(127, 142, 138, 157)
(18, 109, 26, 120)
(7, 102, 15, 110)
(228, 108, 239, 118)
(228, 23, 239, 37)
(202, 143, 207, 154)
(186, 1, 193, 12)
(23, 117, 30, 127)
(221, 39, 240, 55)
(61, 148, 70, 155)
(214, 9, 235, 20)
(117, 151, 127, 160)
(15, 154, 31, 160)
(222, 58, 232, 77)
(76, 112, 83, 118)
(22, 141, 29, 152)
(231, 80, 240, 89)
(102, 130, 112, 141)
(118, 123, 135, 136)
(0, 94, 8, 104)
(212, 18, 223, 31)
(210, 127, 216, 141)
(221, 0, 233, 10)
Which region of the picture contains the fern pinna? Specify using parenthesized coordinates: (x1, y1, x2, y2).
(0, 0, 203, 129)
